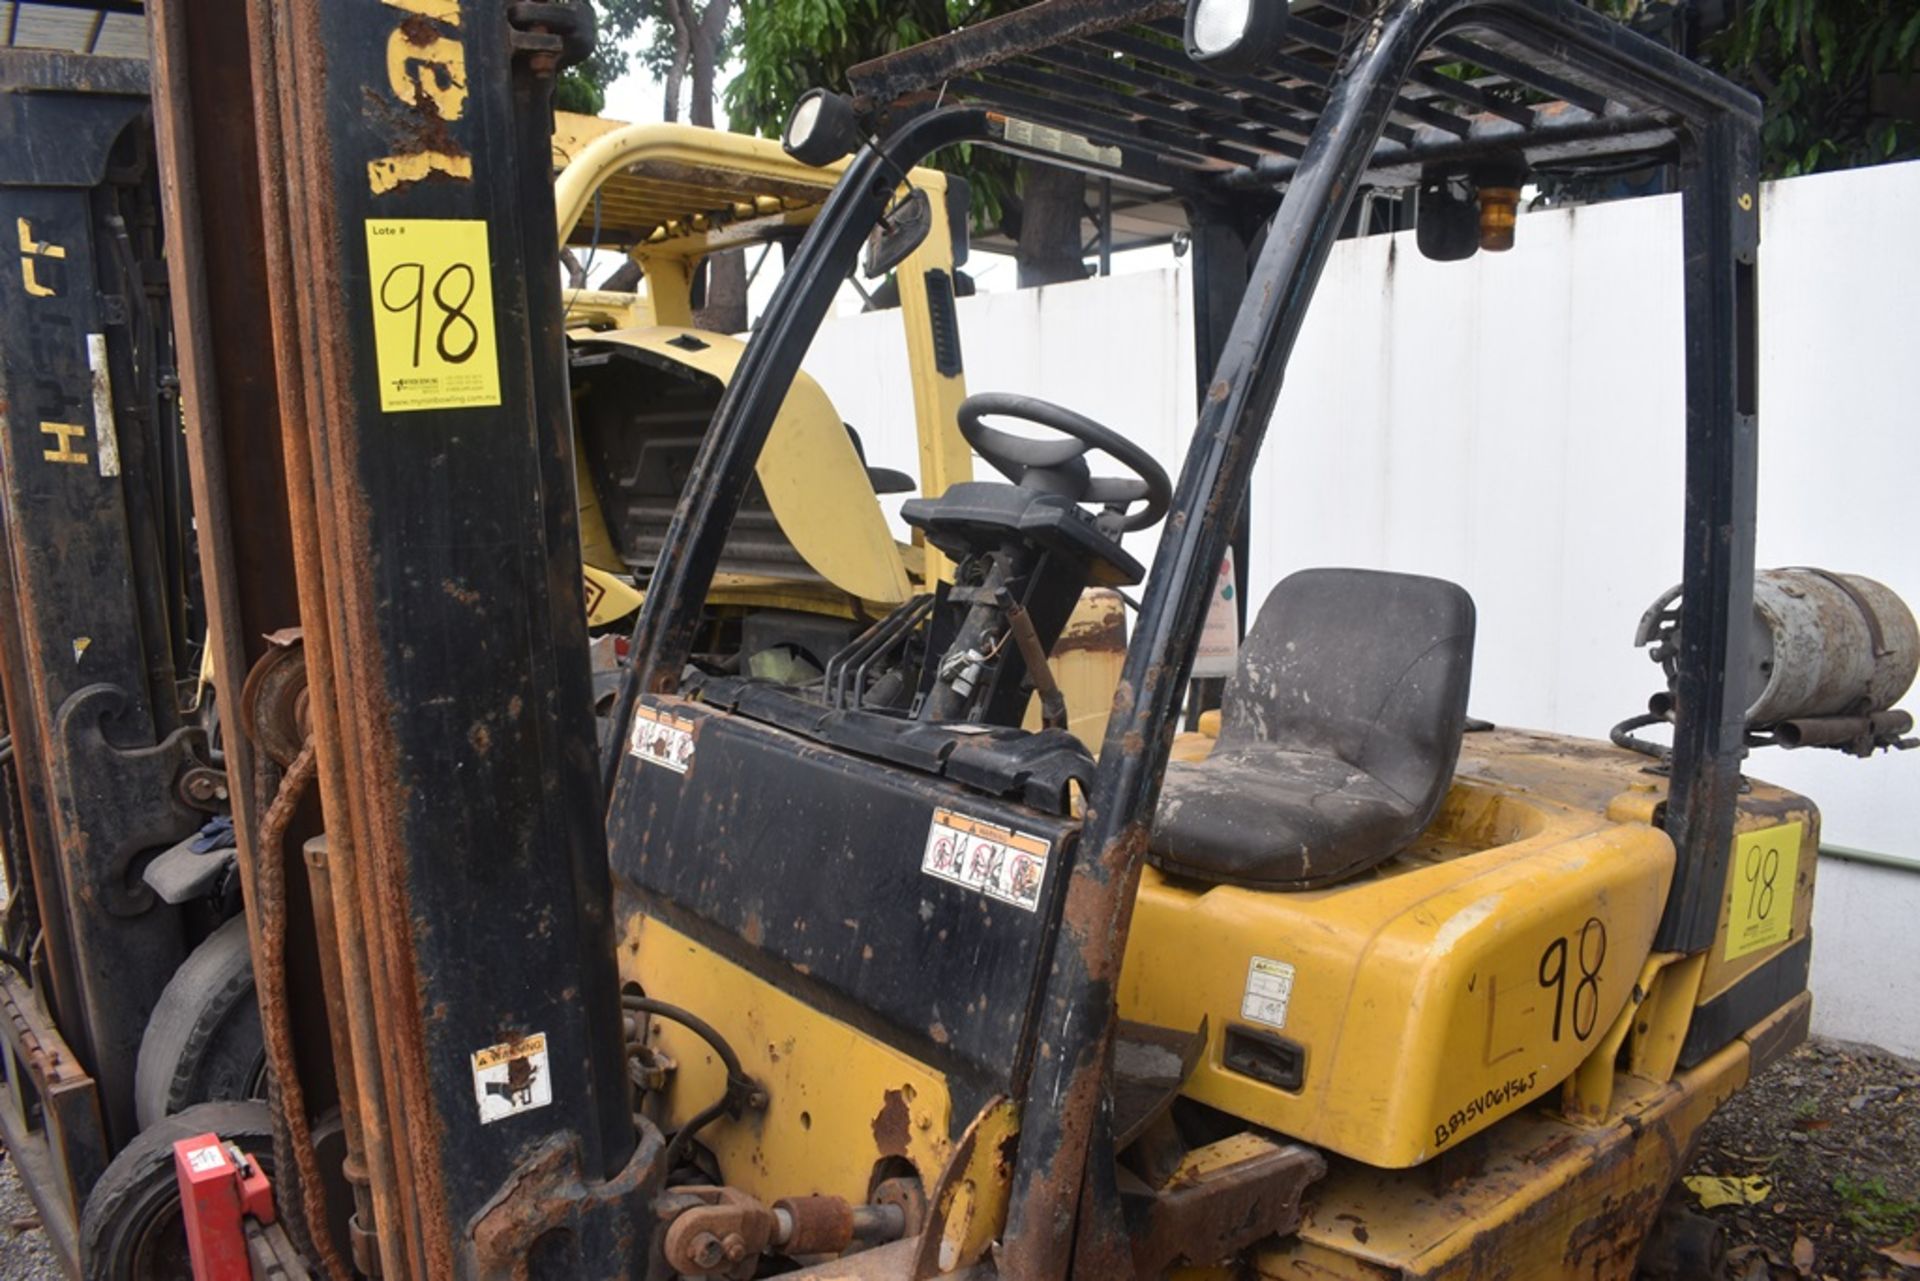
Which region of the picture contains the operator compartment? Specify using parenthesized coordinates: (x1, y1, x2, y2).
(603, 387, 1175, 1204)
(1122, 569, 1678, 1168)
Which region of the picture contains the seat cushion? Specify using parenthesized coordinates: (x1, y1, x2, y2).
(1147, 567, 1475, 890)
(1150, 747, 1423, 890)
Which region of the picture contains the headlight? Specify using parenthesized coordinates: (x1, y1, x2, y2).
(1184, 0, 1289, 72)
(782, 89, 860, 168)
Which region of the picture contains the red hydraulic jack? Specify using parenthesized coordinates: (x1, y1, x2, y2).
(172, 1135, 312, 1281)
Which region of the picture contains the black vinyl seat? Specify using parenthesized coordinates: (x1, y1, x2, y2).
(1149, 568, 1476, 891)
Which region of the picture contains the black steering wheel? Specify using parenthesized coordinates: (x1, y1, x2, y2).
(957, 393, 1172, 533)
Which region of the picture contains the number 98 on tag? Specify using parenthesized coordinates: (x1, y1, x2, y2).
(365, 218, 502, 413)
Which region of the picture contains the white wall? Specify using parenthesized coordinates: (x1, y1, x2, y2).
(796, 160, 1920, 1055)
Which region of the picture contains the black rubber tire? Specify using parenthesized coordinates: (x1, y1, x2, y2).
(78, 1099, 276, 1281)
(134, 914, 268, 1130)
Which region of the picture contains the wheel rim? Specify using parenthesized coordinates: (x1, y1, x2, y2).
(123, 1199, 194, 1281)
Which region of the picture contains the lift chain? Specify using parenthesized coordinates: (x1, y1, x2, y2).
(506, 2, 595, 72)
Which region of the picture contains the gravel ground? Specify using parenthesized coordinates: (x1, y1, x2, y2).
(1687, 1037, 1920, 1280)
(0, 1152, 58, 1279)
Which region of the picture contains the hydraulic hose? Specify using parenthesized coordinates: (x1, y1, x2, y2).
(256, 743, 351, 1281)
(622, 994, 754, 1176)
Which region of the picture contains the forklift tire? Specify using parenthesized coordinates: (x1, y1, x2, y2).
(134, 914, 268, 1129)
(78, 1099, 277, 1281)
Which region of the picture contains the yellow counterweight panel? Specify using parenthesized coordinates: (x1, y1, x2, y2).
(1120, 778, 1675, 1168)
(587, 326, 913, 607)
(1404, 732, 1820, 1023)
(622, 917, 954, 1205)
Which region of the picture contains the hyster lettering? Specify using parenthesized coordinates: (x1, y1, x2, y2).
(1433, 1069, 1540, 1149)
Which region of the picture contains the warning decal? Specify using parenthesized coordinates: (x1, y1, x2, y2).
(920, 808, 1052, 912)
(628, 703, 696, 774)
(1240, 955, 1296, 1030)
(472, 1032, 552, 1124)
(184, 1143, 228, 1175)
(365, 218, 501, 413)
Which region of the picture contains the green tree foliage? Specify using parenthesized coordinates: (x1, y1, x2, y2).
(725, 0, 1095, 285)
(1713, 0, 1920, 175)
(572, 0, 740, 124)
(555, 69, 606, 115)
(1589, 0, 1920, 177)
(725, 0, 1022, 229)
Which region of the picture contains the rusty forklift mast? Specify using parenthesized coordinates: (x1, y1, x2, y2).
(150, 1, 658, 1275)
(0, 41, 215, 1256)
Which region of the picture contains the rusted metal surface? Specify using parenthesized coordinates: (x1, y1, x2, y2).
(846, 0, 1182, 112)
(300, 834, 382, 1276)
(658, 1186, 782, 1278)
(226, 0, 417, 1269)
(872, 1088, 913, 1158)
(149, 6, 384, 1277)
(871, 1176, 927, 1240)
(0, 45, 198, 1147)
(465, 1125, 663, 1279)
(1260, 1021, 1789, 1278)
(1128, 1139, 1324, 1275)
(253, 742, 350, 1280)
(221, 1, 654, 1273)
(0, 534, 89, 1054)
(0, 47, 146, 95)
(0, 964, 108, 1271)
(776, 1196, 853, 1256)
(910, 1096, 1017, 1279)
(239, 635, 312, 768)
(1050, 592, 1128, 657)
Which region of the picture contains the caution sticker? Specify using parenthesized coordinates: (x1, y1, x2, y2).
(1240, 955, 1296, 1030)
(365, 218, 501, 413)
(1724, 821, 1803, 961)
(920, 808, 1052, 912)
(628, 703, 696, 774)
(1001, 117, 1123, 169)
(472, 1032, 552, 1124)
(183, 1143, 228, 1175)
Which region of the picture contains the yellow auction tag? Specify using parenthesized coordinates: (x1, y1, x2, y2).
(365, 218, 501, 413)
(1724, 820, 1802, 961)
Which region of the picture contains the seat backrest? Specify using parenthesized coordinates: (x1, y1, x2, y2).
(1220, 568, 1476, 808)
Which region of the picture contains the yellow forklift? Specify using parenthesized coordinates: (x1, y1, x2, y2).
(546, 112, 977, 640)
(119, 0, 1916, 1278)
